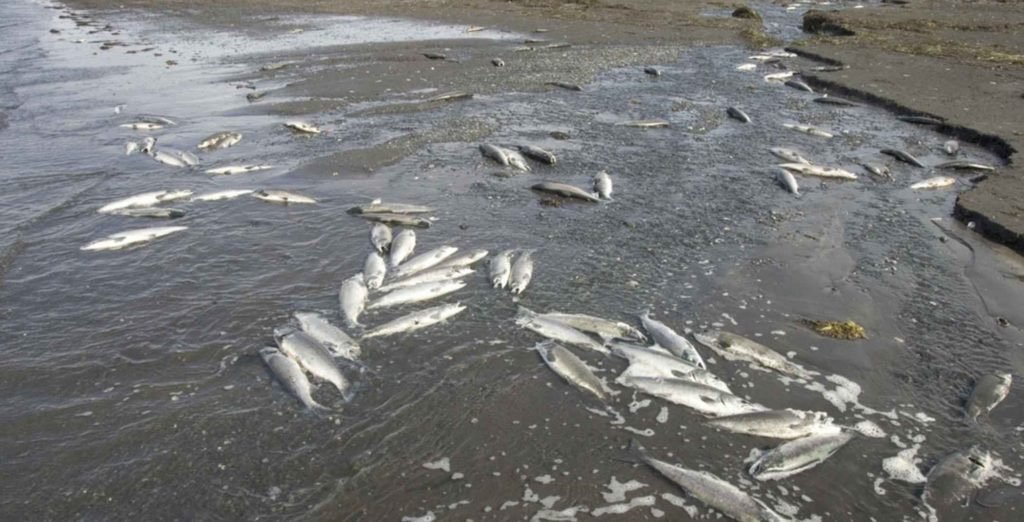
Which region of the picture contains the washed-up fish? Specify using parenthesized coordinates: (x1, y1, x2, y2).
(284, 121, 321, 134)
(749, 431, 854, 480)
(391, 246, 458, 279)
(541, 312, 645, 342)
(81, 226, 187, 251)
(622, 119, 669, 128)
(778, 162, 857, 180)
(140, 136, 156, 155)
(783, 123, 833, 138)
(621, 376, 765, 417)
(517, 307, 609, 355)
(197, 131, 242, 150)
(769, 147, 812, 165)
(121, 122, 163, 130)
(364, 251, 387, 290)
(362, 302, 465, 339)
(921, 447, 997, 515)
(784, 79, 813, 92)
(423, 52, 447, 60)
(643, 66, 661, 76)
(881, 148, 925, 167)
(518, 145, 557, 165)
(389, 230, 416, 267)
(378, 266, 473, 293)
(108, 207, 185, 219)
(205, 165, 272, 176)
(259, 347, 329, 411)
(776, 168, 800, 195)
(151, 149, 191, 168)
(965, 372, 1012, 421)
(509, 250, 535, 295)
(192, 189, 254, 202)
(356, 212, 431, 228)
(368, 280, 465, 310)
(910, 176, 956, 190)
(339, 274, 368, 328)
(936, 160, 995, 171)
(480, 143, 510, 166)
(630, 441, 787, 522)
(943, 140, 960, 156)
(275, 328, 351, 399)
(764, 71, 795, 81)
(640, 313, 705, 369)
(466, 26, 485, 32)
(136, 115, 177, 126)
(347, 202, 434, 215)
(505, 148, 531, 172)
(253, 189, 316, 204)
(693, 331, 813, 378)
(727, 107, 751, 123)
(427, 91, 472, 103)
(593, 171, 613, 200)
(898, 115, 944, 125)
(861, 163, 892, 180)
(536, 341, 611, 401)
(436, 249, 488, 269)
(813, 96, 859, 107)
(294, 311, 360, 361)
(531, 182, 600, 202)
(810, 65, 846, 72)
(735, 63, 757, 71)
(490, 250, 514, 288)
(706, 409, 836, 439)
(546, 81, 582, 91)
(99, 190, 193, 213)
(611, 344, 730, 393)
(125, 141, 139, 155)
(491, 58, 505, 67)
(370, 223, 392, 254)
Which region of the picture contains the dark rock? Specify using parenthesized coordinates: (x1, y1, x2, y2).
(731, 6, 762, 21)
(803, 10, 855, 36)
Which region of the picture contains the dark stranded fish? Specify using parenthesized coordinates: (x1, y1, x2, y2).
(355, 212, 431, 228)
(531, 182, 600, 202)
(491, 58, 505, 67)
(726, 107, 751, 123)
(936, 160, 996, 172)
(422, 52, 447, 60)
(517, 145, 557, 165)
(898, 115, 945, 125)
(643, 66, 661, 76)
(784, 79, 814, 92)
(813, 96, 859, 107)
(881, 148, 926, 167)
(108, 207, 185, 219)
(427, 91, 472, 103)
(546, 81, 583, 91)
(861, 163, 892, 180)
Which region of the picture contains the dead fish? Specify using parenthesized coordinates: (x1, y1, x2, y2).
(125, 141, 139, 155)
(936, 160, 995, 172)
(339, 274, 368, 328)
(253, 189, 316, 204)
(370, 223, 392, 254)
(108, 207, 185, 219)
(274, 328, 352, 399)
(246, 91, 267, 103)
(139, 136, 156, 155)
(643, 66, 661, 77)
(259, 346, 329, 412)
(509, 249, 535, 295)
(284, 121, 321, 134)
(505, 149, 532, 171)
(861, 163, 892, 180)
(778, 163, 858, 180)
(536, 341, 611, 401)
(205, 165, 272, 176)
(881, 148, 925, 167)
(120, 122, 163, 131)
(593, 171, 613, 200)
(427, 91, 472, 103)
(622, 119, 669, 128)
(517, 145, 556, 165)
(910, 176, 957, 190)
(355, 213, 431, 228)
(479, 143, 510, 166)
(943, 140, 960, 156)
(776, 168, 800, 196)
(706, 409, 837, 439)
(898, 115, 944, 125)
(490, 250, 513, 289)
(388, 229, 416, 268)
(197, 131, 242, 150)
(347, 202, 433, 215)
(423, 52, 447, 60)
(783, 123, 833, 138)
(965, 372, 1012, 421)
(922, 447, 997, 515)
(531, 182, 600, 202)
(813, 96, 859, 107)
(810, 65, 847, 72)
(546, 81, 582, 91)
(491, 58, 505, 67)
(769, 147, 812, 165)
(764, 71, 795, 82)
(364, 251, 387, 290)
(749, 431, 854, 481)
(726, 107, 751, 123)
(784, 79, 814, 92)
(361, 303, 465, 339)
(735, 63, 757, 71)
(81, 226, 187, 251)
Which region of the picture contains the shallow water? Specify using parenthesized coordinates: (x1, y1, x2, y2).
(2, 0, 1023, 520)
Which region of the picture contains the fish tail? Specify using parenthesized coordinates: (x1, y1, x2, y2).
(613, 438, 649, 465)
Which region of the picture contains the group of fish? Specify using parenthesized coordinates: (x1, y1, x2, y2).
(515, 300, 1014, 519)
(478, 143, 614, 202)
(82, 117, 332, 251)
(728, 50, 998, 195)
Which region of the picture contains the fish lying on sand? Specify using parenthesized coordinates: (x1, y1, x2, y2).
(362, 302, 466, 339)
(910, 176, 956, 190)
(377, 266, 473, 293)
(294, 311, 361, 361)
(784, 79, 813, 92)
(640, 313, 705, 369)
(881, 148, 925, 167)
(390, 246, 459, 279)
(284, 121, 321, 134)
(368, 280, 465, 310)
(622, 119, 669, 128)
(778, 163, 857, 180)
(509, 250, 535, 295)
(358, 213, 431, 228)
(536, 341, 611, 401)
(347, 202, 433, 215)
(783, 123, 833, 138)
(388, 230, 416, 268)
(99, 190, 192, 213)
(490, 250, 513, 288)
(921, 446, 999, 516)
(363, 251, 387, 290)
(436, 249, 488, 269)
(965, 372, 1012, 422)
(108, 207, 185, 219)
(259, 346, 329, 412)
(706, 409, 836, 439)
(726, 107, 751, 123)
(531, 182, 600, 202)
(861, 163, 892, 180)
(943, 140, 960, 156)
(621, 376, 765, 417)
(693, 331, 814, 378)
(541, 312, 645, 342)
(275, 327, 352, 400)
(192, 189, 253, 202)
(593, 171, 613, 200)
(198, 131, 242, 150)
(370, 223, 392, 254)
(936, 160, 995, 171)
(339, 274, 368, 328)
(769, 147, 811, 165)
(813, 96, 859, 107)
(253, 189, 316, 204)
(749, 431, 854, 480)
(776, 168, 800, 195)
(611, 343, 730, 393)
(517, 307, 609, 355)
(518, 145, 557, 165)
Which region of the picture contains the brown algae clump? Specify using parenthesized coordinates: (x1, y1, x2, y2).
(805, 319, 866, 340)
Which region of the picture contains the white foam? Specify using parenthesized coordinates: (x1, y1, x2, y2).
(535, 475, 555, 485)
(629, 399, 652, 413)
(401, 511, 435, 522)
(656, 407, 669, 424)
(530, 506, 587, 522)
(592, 495, 656, 516)
(523, 486, 540, 503)
(601, 477, 648, 503)
(622, 426, 655, 437)
(853, 420, 886, 438)
(422, 458, 450, 473)
(882, 446, 927, 484)
(651, 507, 665, 518)
(661, 493, 687, 507)
(540, 496, 561, 508)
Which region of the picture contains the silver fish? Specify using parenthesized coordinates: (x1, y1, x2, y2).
(378, 266, 474, 293)
(390, 246, 458, 279)
(706, 409, 836, 439)
(540, 312, 645, 342)
(362, 302, 466, 339)
(620, 376, 766, 417)
(593, 171, 613, 200)
(121, 122, 163, 130)
(643, 66, 661, 76)
(125, 141, 139, 155)
(427, 91, 471, 103)
(356, 212, 431, 228)
(505, 149, 531, 172)
(692, 331, 812, 378)
(480, 143, 510, 166)
(881, 148, 925, 167)
(784, 79, 813, 92)
(531, 182, 600, 202)
(140, 136, 156, 155)
(275, 328, 351, 399)
(98, 190, 193, 213)
(259, 347, 329, 411)
(348, 202, 433, 215)
(364, 251, 387, 290)
(518, 145, 557, 165)
(783, 123, 833, 138)
(910, 176, 956, 190)
(151, 149, 188, 168)
(490, 250, 514, 288)
(253, 190, 316, 204)
(370, 223, 392, 254)
(965, 372, 1012, 421)
(284, 121, 321, 134)
(631, 442, 786, 522)
(367, 280, 466, 310)
(813, 96, 859, 107)
(640, 313, 705, 369)
(861, 163, 892, 180)
(749, 431, 854, 480)
(922, 447, 996, 514)
(436, 249, 489, 269)
(108, 207, 185, 219)
(205, 165, 272, 176)
(197, 131, 242, 150)
(389, 229, 416, 267)
(536, 341, 610, 400)
(339, 273, 368, 328)
(294, 311, 361, 361)
(769, 147, 811, 165)
(778, 162, 857, 180)
(192, 189, 254, 202)
(776, 168, 800, 196)
(81, 226, 187, 251)
(622, 119, 669, 128)
(517, 307, 609, 355)
(611, 344, 731, 393)
(509, 250, 535, 295)
(764, 71, 795, 81)
(727, 107, 751, 123)
(936, 160, 996, 172)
